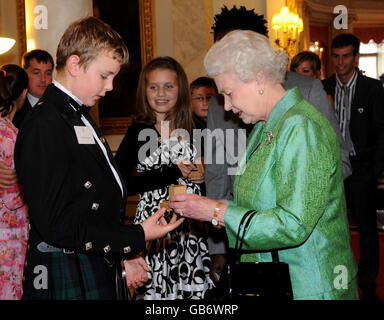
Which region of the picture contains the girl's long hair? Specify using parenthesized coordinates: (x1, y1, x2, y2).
(0, 64, 28, 117)
(135, 56, 194, 134)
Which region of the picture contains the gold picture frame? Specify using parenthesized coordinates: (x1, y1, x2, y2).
(16, 0, 27, 61)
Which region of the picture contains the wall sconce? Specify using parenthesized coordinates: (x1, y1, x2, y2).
(0, 37, 16, 55)
(271, 6, 303, 57)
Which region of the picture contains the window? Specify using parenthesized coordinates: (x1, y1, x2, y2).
(359, 40, 384, 80)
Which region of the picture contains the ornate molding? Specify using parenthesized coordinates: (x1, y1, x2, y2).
(304, 0, 384, 27)
(16, 0, 26, 61)
(139, 0, 156, 66)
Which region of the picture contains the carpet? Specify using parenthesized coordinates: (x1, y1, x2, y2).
(350, 230, 384, 299)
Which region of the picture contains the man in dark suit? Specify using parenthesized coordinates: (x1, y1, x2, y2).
(323, 33, 384, 300)
(0, 50, 54, 188)
(14, 17, 183, 300)
(13, 49, 54, 129)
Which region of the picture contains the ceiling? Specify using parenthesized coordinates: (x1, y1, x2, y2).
(304, 0, 384, 26)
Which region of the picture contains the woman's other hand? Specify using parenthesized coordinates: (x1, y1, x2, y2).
(0, 161, 17, 188)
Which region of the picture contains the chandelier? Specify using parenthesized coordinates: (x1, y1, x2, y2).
(0, 37, 16, 55)
(271, 6, 303, 57)
(309, 41, 324, 58)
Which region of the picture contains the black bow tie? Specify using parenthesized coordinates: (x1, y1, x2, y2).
(76, 104, 92, 116)
(66, 96, 91, 116)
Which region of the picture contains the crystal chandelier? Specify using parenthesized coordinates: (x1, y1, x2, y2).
(271, 7, 303, 57)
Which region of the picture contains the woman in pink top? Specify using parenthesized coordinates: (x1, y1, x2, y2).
(0, 64, 29, 300)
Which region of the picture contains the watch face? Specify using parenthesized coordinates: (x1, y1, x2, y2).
(212, 219, 218, 226)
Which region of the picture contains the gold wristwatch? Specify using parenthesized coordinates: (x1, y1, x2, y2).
(212, 202, 222, 229)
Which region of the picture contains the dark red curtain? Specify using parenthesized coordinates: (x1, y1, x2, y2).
(354, 27, 384, 44)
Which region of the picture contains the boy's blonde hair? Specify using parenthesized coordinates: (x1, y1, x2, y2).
(56, 16, 129, 72)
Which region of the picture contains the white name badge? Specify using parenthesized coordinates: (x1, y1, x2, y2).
(74, 126, 95, 144)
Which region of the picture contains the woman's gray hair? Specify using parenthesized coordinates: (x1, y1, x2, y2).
(204, 30, 288, 83)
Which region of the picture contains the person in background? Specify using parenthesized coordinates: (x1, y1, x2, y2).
(323, 33, 384, 300)
(0, 50, 54, 194)
(170, 29, 359, 300)
(14, 17, 184, 300)
(13, 49, 54, 129)
(190, 77, 217, 198)
(0, 64, 29, 300)
(115, 57, 213, 299)
(291, 51, 334, 109)
(190, 76, 217, 130)
(290, 51, 321, 79)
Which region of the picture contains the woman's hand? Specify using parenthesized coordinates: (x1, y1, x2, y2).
(169, 193, 219, 222)
(123, 255, 150, 288)
(176, 160, 197, 178)
(140, 207, 185, 241)
(0, 162, 17, 188)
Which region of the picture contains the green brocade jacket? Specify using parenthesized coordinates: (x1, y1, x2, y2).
(225, 87, 359, 300)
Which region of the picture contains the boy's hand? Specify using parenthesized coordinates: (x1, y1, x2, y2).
(0, 162, 17, 188)
(123, 255, 150, 288)
(141, 207, 184, 241)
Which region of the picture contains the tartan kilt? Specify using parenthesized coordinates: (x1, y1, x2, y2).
(22, 251, 116, 300)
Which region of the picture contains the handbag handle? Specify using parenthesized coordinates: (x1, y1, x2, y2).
(234, 210, 255, 258)
(235, 210, 280, 264)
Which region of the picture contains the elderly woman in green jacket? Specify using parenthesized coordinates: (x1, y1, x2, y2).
(170, 30, 358, 300)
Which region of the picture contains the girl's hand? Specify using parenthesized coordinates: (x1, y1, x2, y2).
(189, 172, 205, 184)
(176, 160, 197, 178)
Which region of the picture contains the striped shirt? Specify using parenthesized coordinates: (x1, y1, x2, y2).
(335, 70, 358, 155)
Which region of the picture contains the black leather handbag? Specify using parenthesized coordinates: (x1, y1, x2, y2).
(216, 210, 293, 300)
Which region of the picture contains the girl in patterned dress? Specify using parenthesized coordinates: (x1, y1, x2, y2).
(115, 57, 213, 299)
(0, 64, 29, 300)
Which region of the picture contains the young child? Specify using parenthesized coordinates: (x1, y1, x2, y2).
(190, 77, 217, 130)
(14, 17, 183, 300)
(115, 57, 213, 299)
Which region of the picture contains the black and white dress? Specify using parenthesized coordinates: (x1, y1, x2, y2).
(115, 122, 213, 300)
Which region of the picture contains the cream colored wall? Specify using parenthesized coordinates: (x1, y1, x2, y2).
(0, 0, 19, 66)
(25, 0, 93, 67)
(155, 0, 268, 83)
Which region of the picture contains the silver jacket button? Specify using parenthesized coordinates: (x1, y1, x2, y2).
(84, 181, 92, 189)
(91, 203, 99, 211)
(85, 242, 93, 251)
(103, 245, 111, 253)
(123, 246, 131, 254)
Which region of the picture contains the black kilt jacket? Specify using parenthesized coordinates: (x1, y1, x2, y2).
(14, 84, 145, 299)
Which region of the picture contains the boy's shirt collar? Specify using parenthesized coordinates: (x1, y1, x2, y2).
(53, 80, 84, 108)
